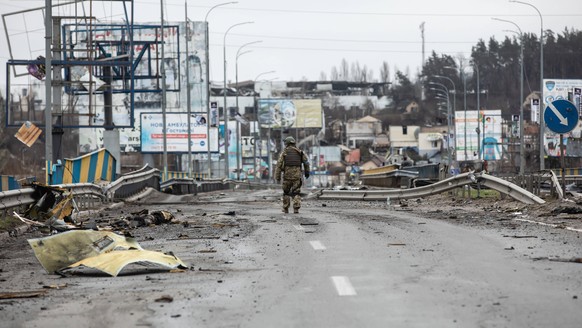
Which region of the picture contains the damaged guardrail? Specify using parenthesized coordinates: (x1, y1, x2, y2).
(318, 172, 546, 205)
(103, 165, 160, 201)
(0, 188, 36, 211)
(52, 183, 106, 209)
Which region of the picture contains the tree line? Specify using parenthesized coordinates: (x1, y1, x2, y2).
(322, 28, 582, 120)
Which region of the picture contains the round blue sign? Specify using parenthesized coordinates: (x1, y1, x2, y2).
(200, 140, 205, 147)
(544, 99, 579, 134)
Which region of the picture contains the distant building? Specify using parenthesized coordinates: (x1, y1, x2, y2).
(388, 125, 420, 154)
(418, 125, 447, 160)
(346, 115, 383, 148)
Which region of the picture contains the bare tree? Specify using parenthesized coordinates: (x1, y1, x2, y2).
(330, 67, 339, 80)
(360, 65, 373, 82)
(380, 61, 390, 83)
(340, 58, 349, 81)
(319, 71, 327, 81)
(350, 62, 361, 82)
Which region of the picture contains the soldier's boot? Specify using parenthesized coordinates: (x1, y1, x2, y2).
(293, 208, 299, 214)
(283, 208, 289, 213)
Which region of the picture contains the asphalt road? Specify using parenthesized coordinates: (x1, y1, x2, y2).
(1, 188, 581, 328)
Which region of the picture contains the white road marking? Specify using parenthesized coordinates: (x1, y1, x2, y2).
(309, 240, 326, 250)
(293, 225, 304, 231)
(331, 276, 357, 296)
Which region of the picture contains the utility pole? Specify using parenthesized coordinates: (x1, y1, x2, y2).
(44, 0, 53, 183)
(420, 22, 425, 101)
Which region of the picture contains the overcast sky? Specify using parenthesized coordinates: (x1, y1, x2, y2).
(1, 0, 581, 90)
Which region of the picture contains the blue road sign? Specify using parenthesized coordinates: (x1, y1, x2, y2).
(544, 99, 579, 134)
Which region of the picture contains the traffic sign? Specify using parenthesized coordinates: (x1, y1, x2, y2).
(544, 99, 579, 134)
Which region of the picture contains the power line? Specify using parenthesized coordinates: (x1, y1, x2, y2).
(139, 1, 582, 18)
(215, 32, 476, 45)
(211, 43, 472, 55)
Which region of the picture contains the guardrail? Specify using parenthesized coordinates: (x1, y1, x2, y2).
(0, 188, 35, 212)
(52, 183, 106, 209)
(0, 167, 560, 216)
(317, 172, 546, 205)
(103, 165, 160, 201)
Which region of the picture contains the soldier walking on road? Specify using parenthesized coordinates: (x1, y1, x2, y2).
(274, 137, 310, 213)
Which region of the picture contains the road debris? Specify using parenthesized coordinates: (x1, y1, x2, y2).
(197, 249, 217, 253)
(155, 295, 174, 303)
(551, 206, 582, 215)
(0, 290, 48, 299)
(109, 209, 176, 230)
(28, 230, 187, 276)
(16, 183, 80, 231)
(532, 257, 582, 263)
(42, 284, 68, 290)
(61, 249, 188, 277)
(28, 230, 143, 273)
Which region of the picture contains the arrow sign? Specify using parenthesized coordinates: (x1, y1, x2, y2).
(544, 99, 579, 134)
(548, 101, 569, 126)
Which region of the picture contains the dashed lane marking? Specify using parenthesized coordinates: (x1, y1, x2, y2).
(331, 276, 357, 296)
(309, 240, 326, 250)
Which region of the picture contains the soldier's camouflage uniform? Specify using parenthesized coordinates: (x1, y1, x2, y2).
(274, 145, 310, 213)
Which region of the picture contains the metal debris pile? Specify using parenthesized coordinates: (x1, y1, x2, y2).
(14, 183, 79, 231)
(11, 184, 187, 277)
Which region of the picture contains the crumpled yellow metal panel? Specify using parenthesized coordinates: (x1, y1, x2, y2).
(47, 193, 75, 220)
(64, 249, 188, 277)
(28, 230, 142, 273)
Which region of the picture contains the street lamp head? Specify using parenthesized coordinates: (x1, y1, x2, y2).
(492, 17, 522, 34)
(254, 70, 276, 81)
(429, 81, 448, 91)
(205, 1, 238, 22)
(236, 50, 253, 60)
(224, 21, 254, 42)
(236, 40, 263, 58)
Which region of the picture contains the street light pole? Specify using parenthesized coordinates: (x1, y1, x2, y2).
(443, 66, 469, 161)
(160, 0, 168, 182)
(510, 0, 544, 170)
(472, 63, 481, 160)
(429, 82, 452, 170)
(494, 17, 525, 174)
(204, 1, 237, 179)
(253, 71, 275, 183)
(463, 71, 467, 161)
(235, 40, 262, 180)
(434, 75, 457, 161)
(185, 2, 192, 177)
(43, 0, 53, 183)
(223, 21, 253, 179)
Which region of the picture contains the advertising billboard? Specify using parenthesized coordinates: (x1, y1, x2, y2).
(140, 112, 218, 153)
(455, 110, 502, 161)
(77, 20, 209, 151)
(257, 99, 322, 128)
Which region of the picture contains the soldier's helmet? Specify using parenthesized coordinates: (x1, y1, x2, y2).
(284, 136, 296, 145)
